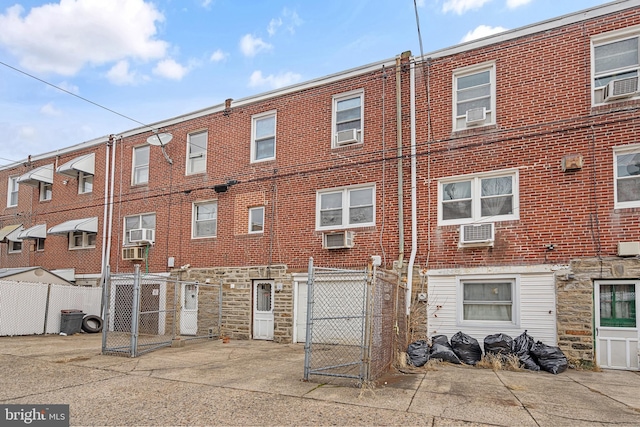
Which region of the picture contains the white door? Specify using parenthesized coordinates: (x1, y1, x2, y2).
(294, 280, 308, 343)
(253, 280, 274, 340)
(180, 283, 198, 336)
(595, 280, 639, 370)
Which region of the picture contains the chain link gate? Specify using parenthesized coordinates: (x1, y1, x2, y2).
(303, 258, 406, 385)
(101, 265, 223, 357)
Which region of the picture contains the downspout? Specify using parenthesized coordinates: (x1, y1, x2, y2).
(105, 136, 118, 273)
(396, 55, 405, 269)
(100, 136, 112, 277)
(407, 60, 417, 315)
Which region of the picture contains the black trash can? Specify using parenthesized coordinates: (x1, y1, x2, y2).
(60, 309, 84, 335)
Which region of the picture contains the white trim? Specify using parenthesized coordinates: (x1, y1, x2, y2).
(123, 212, 156, 245)
(456, 275, 520, 328)
(316, 183, 376, 230)
(131, 145, 150, 185)
(191, 200, 217, 239)
(613, 143, 640, 209)
(452, 61, 496, 131)
(428, 264, 562, 276)
(248, 206, 265, 234)
(78, 171, 93, 194)
(250, 110, 277, 163)
(331, 89, 364, 148)
(186, 130, 208, 175)
(39, 181, 52, 202)
(7, 176, 19, 207)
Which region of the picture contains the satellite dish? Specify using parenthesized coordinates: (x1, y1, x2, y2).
(147, 132, 173, 147)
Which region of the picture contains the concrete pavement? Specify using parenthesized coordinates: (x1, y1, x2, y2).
(0, 334, 639, 426)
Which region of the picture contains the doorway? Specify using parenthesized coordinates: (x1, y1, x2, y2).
(253, 280, 274, 340)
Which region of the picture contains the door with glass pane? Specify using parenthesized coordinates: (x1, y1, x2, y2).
(253, 280, 274, 340)
(595, 281, 639, 370)
(180, 283, 198, 336)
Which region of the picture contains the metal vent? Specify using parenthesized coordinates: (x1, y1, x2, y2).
(460, 223, 494, 246)
(323, 231, 355, 249)
(604, 77, 638, 101)
(465, 107, 486, 125)
(335, 128, 359, 145)
(122, 246, 145, 260)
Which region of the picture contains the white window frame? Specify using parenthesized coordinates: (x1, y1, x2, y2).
(316, 184, 375, 230)
(8, 240, 22, 254)
(438, 169, 519, 226)
(452, 62, 496, 131)
(614, 144, 640, 209)
(36, 238, 45, 251)
(192, 201, 217, 239)
(251, 111, 276, 163)
(331, 89, 364, 148)
(68, 231, 96, 250)
(457, 275, 520, 327)
(7, 176, 19, 207)
(124, 213, 156, 245)
(132, 145, 150, 185)
(591, 26, 640, 106)
(39, 181, 52, 202)
(249, 206, 265, 234)
(78, 171, 93, 194)
(186, 130, 208, 175)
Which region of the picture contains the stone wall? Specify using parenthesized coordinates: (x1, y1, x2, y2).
(556, 257, 640, 363)
(171, 264, 293, 343)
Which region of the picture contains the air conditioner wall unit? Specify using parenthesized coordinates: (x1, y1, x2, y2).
(129, 228, 155, 244)
(335, 128, 359, 145)
(122, 246, 145, 260)
(459, 223, 494, 247)
(603, 76, 638, 101)
(465, 107, 486, 125)
(323, 231, 355, 249)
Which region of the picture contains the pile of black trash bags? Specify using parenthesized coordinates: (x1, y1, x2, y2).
(406, 331, 568, 374)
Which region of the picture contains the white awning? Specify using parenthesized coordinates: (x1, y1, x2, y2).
(17, 164, 54, 186)
(0, 224, 24, 242)
(18, 224, 47, 240)
(48, 217, 98, 235)
(56, 153, 95, 178)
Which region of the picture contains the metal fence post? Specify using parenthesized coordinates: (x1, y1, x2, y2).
(303, 257, 314, 381)
(101, 266, 110, 354)
(361, 264, 374, 382)
(130, 264, 141, 357)
(218, 279, 223, 337)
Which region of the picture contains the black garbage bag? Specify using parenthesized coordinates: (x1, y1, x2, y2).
(484, 333, 514, 357)
(451, 331, 482, 365)
(407, 340, 430, 367)
(429, 335, 461, 364)
(530, 341, 568, 374)
(513, 331, 540, 371)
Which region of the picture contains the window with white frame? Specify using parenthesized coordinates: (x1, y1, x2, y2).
(7, 176, 19, 207)
(8, 240, 22, 253)
(439, 170, 518, 225)
(453, 63, 496, 130)
(192, 201, 217, 238)
(251, 112, 276, 162)
(317, 184, 375, 230)
(79, 171, 93, 194)
(592, 29, 640, 105)
(36, 238, 45, 251)
(332, 90, 363, 147)
(132, 145, 150, 185)
(124, 213, 156, 245)
(460, 279, 516, 324)
(249, 206, 264, 233)
(69, 231, 96, 249)
(187, 131, 207, 174)
(614, 146, 640, 208)
(39, 182, 52, 201)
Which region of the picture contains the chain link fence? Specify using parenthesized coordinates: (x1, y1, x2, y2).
(303, 258, 407, 385)
(102, 266, 222, 357)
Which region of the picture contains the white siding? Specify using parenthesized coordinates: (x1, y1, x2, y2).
(427, 267, 557, 346)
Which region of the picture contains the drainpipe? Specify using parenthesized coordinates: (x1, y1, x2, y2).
(106, 136, 118, 273)
(396, 55, 405, 270)
(100, 136, 112, 278)
(406, 60, 417, 315)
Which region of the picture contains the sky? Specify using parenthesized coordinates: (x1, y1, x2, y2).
(0, 0, 614, 167)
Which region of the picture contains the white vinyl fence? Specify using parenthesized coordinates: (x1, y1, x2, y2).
(0, 281, 102, 336)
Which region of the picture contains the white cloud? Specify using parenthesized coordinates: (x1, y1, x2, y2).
(415, 0, 426, 6)
(461, 25, 508, 42)
(106, 60, 138, 85)
(57, 81, 79, 95)
(506, 0, 532, 8)
(248, 70, 301, 89)
(201, 0, 213, 8)
(0, 0, 168, 76)
(153, 59, 190, 80)
(210, 49, 228, 62)
(40, 102, 62, 116)
(239, 34, 273, 57)
(282, 8, 303, 34)
(267, 18, 282, 37)
(18, 126, 36, 139)
(443, 0, 492, 14)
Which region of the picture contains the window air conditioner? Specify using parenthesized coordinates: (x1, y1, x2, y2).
(129, 228, 155, 244)
(122, 246, 145, 260)
(465, 107, 486, 126)
(459, 223, 494, 247)
(323, 231, 355, 249)
(603, 77, 638, 101)
(335, 128, 359, 145)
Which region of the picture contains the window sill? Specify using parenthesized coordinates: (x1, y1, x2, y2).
(590, 98, 640, 113)
(68, 246, 96, 251)
(452, 123, 497, 135)
(331, 142, 363, 151)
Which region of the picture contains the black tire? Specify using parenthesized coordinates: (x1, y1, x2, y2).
(81, 315, 103, 333)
